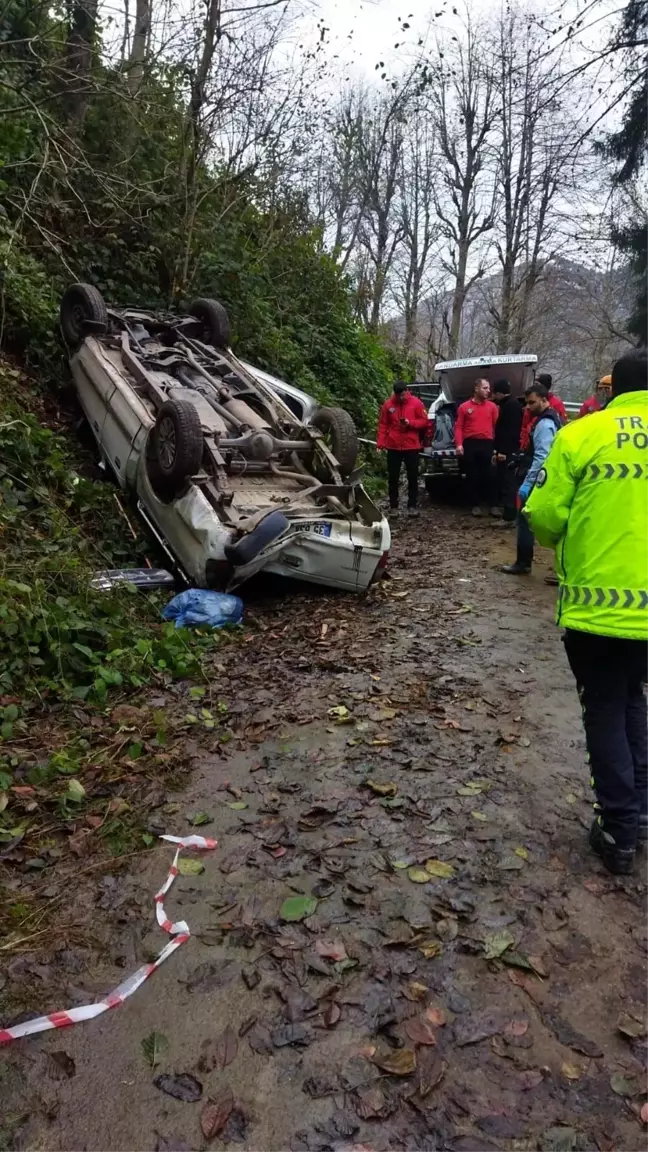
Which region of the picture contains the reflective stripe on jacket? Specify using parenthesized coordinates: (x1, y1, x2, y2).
(525, 390, 648, 640)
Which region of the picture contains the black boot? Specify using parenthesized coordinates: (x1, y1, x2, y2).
(501, 561, 531, 575)
(589, 819, 635, 875)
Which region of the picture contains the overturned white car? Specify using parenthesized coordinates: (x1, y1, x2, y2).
(60, 285, 390, 592)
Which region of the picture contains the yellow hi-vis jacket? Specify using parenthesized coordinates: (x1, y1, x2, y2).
(525, 390, 648, 640)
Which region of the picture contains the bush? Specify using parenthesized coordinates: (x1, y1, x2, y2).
(0, 363, 210, 703)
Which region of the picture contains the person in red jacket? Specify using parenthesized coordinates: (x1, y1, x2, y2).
(455, 378, 499, 516)
(377, 382, 429, 517)
(520, 372, 567, 450)
(579, 374, 612, 417)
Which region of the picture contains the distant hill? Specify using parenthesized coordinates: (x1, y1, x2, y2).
(388, 257, 636, 401)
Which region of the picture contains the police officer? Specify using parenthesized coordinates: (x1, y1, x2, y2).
(525, 351, 648, 874)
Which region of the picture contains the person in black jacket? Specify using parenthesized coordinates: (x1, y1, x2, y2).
(492, 379, 522, 522)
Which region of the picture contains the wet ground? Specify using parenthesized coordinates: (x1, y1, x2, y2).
(1, 503, 646, 1151)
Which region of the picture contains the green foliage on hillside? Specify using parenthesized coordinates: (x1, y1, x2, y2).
(0, 363, 211, 704)
(0, 2, 400, 430)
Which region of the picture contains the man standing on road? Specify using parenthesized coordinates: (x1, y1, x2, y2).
(455, 378, 499, 517)
(520, 372, 567, 452)
(501, 383, 561, 575)
(578, 374, 612, 417)
(492, 379, 523, 523)
(525, 351, 648, 875)
(377, 381, 429, 518)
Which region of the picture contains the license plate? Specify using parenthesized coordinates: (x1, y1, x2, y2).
(295, 520, 332, 537)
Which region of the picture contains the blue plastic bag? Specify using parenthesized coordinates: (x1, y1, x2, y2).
(161, 589, 244, 629)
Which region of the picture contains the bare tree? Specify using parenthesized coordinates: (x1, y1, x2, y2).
(488, 7, 585, 352)
(430, 18, 497, 354)
(126, 0, 152, 94)
(393, 110, 440, 354)
(64, 0, 99, 129)
(354, 95, 408, 330)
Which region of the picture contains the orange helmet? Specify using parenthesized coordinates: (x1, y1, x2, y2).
(598, 374, 612, 388)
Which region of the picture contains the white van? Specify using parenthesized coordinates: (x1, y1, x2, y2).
(421, 354, 537, 491)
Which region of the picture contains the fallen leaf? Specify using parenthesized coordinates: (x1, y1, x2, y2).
(425, 859, 455, 879)
(561, 1061, 583, 1080)
(404, 1017, 437, 1046)
(483, 930, 515, 961)
(372, 1048, 416, 1076)
(471, 810, 487, 821)
(190, 812, 212, 826)
(353, 1085, 391, 1120)
(229, 801, 248, 810)
(153, 1073, 202, 1102)
(425, 1004, 446, 1027)
(455, 1013, 505, 1046)
(47, 1051, 76, 1079)
(178, 858, 205, 876)
(271, 1023, 311, 1048)
(322, 1002, 341, 1027)
(514, 846, 528, 859)
(504, 1017, 529, 1037)
(315, 938, 348, 962)
(539, 1127, 577, 1152)
(280, 894, 318, 921)
(407, 867, 431, 884)
(617, 1011, 646, 1040)
(197, 1026, 238, 1072)
(366, 779, 397, 796)
(65, 778, 85, 803)
(328, 705, 351, 720)
(142, 1031, 169, 1069)
(610, 1073, 640, 1097)
(518, 1068, 544, 1090)
(403, 982, 428, 1002)
(201, 1088, 234, 1140)
(544, 1013, 602, 1057)
(185, 961, 238, 994)
(565, 793, 578, 805)
(418, 940, 443, 959)
(418, 1047, 447, 1096)
(368, 707, 398, 722)
(154, 1134, 191, 1152)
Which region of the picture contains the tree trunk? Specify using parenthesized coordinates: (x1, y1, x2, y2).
(64, 0, 99, 130)
(127, 0, 151, 95)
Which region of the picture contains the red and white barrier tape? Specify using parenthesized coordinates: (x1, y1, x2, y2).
(0, 833, 217, 1046)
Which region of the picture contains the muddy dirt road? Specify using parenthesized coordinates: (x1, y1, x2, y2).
(2, 504, 646, 1151)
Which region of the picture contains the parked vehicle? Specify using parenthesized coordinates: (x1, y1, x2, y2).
(421, 355, 537, 492)
(60, 285, 390, 592)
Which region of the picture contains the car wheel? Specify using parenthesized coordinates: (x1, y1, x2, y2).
(224, 511, 289, 566)
(188, 297, 231, 350)
(312, 406, 358, 478)
(60, 283, 108, 347)
(151, 399, 203, 495)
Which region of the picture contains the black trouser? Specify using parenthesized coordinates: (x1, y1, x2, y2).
(496, 460, 518, 522)
(564, 629, 648, 849)
(516, 497, 535, 567)
(387, 450, 419, 509)
(463, 439, 495, 507)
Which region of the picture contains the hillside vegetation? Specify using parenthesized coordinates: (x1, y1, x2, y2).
(0, 1, 400, 434)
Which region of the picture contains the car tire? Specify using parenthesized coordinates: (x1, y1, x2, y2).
(312, 406, 358, 478)
(188, 297, 231, 350)
(60, 283, 108, 347)
(151, 399, 203, 495)
(225, 511, 289, 566)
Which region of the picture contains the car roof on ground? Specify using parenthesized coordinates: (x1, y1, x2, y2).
(434, 354, 537, 371)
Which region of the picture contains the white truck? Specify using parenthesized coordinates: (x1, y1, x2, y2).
(421, 354, 538, 492)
